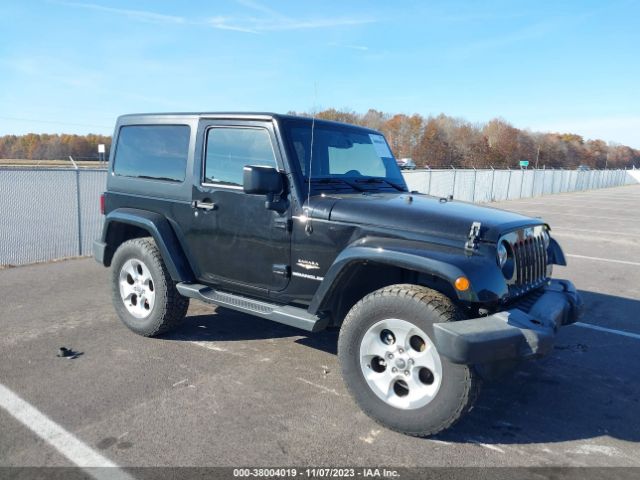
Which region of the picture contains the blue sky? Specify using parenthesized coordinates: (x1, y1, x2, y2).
(1, 0, 639, 147)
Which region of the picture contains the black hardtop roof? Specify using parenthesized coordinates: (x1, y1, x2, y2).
(116, 112, 381, 134)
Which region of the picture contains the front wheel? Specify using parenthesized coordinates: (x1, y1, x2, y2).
(338, 284, 480, 437)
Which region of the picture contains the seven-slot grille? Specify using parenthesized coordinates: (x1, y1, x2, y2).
(501, 226, 548, 294)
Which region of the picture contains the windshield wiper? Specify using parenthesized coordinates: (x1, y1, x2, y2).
(385, 180, 407, 192)
(354, 177, 406, 192)
(309, 177, 365, 192)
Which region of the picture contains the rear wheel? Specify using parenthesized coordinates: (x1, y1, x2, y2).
(111, 237, 189, 336)
(338, 284, 480, 436)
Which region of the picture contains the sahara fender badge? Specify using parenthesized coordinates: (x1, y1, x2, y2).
(296, 259, 320, 270)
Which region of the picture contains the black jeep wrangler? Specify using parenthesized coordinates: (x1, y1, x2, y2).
(95, 113, 582, 436)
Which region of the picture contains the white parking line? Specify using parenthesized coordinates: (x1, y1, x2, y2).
(0, 383, 133, 480)
(469, 439, 506, 453)
(510, 202, 638, 210)
(566, 254, 640, 267)
(573, 322, 640, 340)
(296, 377, 342, 396)
(502, 210, 630, 221)
(553, 227, 640, 238)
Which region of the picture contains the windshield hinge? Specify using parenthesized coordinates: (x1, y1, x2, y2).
(465, 221, 482, 252)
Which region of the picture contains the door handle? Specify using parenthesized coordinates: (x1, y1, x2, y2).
(192, 200, 217, 211)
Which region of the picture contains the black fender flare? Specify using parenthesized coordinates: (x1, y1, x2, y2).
(307, 237, 507, 315)
(548, 237, 567, 266)
(100, 208, 194, 282)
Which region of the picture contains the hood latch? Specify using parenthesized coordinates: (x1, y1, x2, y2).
(465, 221, 482, 252)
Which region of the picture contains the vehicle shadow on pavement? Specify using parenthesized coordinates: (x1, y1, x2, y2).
(165, 291, 640, 445)
(437, 290, 640, 445)
(162, 307, 339, 354)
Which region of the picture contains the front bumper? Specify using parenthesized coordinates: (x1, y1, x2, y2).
(432, 279, 583, 364)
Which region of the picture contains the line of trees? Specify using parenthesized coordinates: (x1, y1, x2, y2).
(1, 111, 639, 168)
(289, 109, 640, 169)
(0, 133, 111, 160)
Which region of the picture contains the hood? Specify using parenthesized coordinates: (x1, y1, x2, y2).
(308, 193, 542, 242)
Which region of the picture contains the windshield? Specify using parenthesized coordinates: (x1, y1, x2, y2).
(283, 122, 406, 190)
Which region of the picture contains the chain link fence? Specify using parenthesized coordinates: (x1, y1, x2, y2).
(0, 167, 637, 266)
(0, 168, 106, 266)
(403, 167, 635, 202)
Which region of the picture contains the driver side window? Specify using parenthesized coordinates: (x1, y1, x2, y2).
(204, 127, 276, 187)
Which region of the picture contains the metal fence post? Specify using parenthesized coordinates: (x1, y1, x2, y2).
(531, 168, 536, 197)
(471, 167, 477, 202)
(507, 168, 512, 199)
(451, 166, 457, 198)
(519, 168, 524, 199)
(74, 168, 83, 256)
(490, 166, 495, 201)
(427, 167, 432, 195)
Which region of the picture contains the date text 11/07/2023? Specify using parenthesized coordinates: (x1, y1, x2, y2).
(232, 468, 400, 478)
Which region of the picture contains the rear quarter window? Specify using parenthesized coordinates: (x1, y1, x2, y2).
(113, 125, 190, 182)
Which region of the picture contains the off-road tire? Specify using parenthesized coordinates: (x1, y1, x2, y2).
(111, 237, 189, 336)
(338, 284, 481, 437)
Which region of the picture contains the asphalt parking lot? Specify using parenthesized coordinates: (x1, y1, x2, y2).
(1, 184, 639, 471)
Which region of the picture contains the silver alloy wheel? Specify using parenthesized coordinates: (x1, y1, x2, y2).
(359, 318, 443, 410)
(118, 258, 156, 319)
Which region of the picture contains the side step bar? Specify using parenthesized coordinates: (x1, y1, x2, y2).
(176, 283, 329, 333)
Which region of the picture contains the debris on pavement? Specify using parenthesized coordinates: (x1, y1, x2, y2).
(57, 347, 83, 359)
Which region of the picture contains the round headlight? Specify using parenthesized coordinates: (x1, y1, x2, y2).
(497, 241, 508, 268)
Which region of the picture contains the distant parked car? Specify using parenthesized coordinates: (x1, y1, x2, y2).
(577, 165, 590, 171)
(396, 157, 416, 170)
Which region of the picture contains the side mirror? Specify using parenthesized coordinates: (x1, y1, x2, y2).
(243, 165, 287, 213)
(243, 165, 283, 195)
